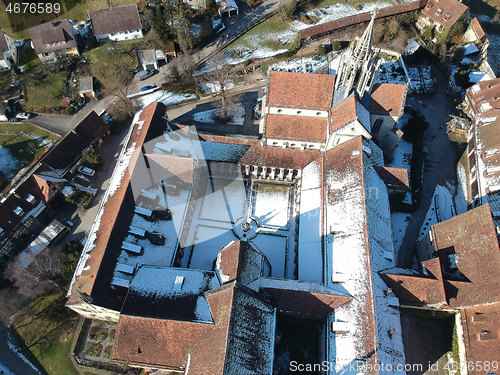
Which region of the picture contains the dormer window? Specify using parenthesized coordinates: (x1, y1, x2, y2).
(443, 13, 451, 20)
(26, 194, 35, 203)
(436, 8, 442, 15)
(14, 206, 24, 216)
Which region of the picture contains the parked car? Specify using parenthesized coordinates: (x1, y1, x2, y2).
(137, 70, 154, 81)
(16, 112, 31, 120)
(78, 166, 95, 177)
(141, 85, 156, 91)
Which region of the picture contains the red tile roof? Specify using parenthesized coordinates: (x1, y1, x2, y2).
(265, 114, 328, 143)
(144, 154, 195, 184)
(370, 83, 406, 117)
(461, 303, 500, 369)
(89, 4, 142, 36)
(238, 144, 320, 169)
(329, 95, 358, 131)
(267, 71, 336, 110)
(470, 17, 488, 46)
(421, 0, 468, 29)
(374, 166, 410, 191)
(28, 20, 77, 55)
(67, 103, 166, 303)
(465, 78, 500, 120)
(217, 241, 266, 284)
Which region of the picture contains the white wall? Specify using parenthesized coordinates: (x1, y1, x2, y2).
(97, 29, 143, 42)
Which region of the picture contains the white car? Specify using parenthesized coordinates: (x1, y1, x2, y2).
(78, 166, 95, 177)
(16, 112, 31, 120)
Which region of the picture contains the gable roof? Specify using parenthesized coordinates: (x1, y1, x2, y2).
(470, 17, 488, 46)
(89, 4, 142, 36)
(216, 240, 266, 284)
(265, 114, 328, 143)
(0, 32, 13, 56)
(370, 83, 406, 117)
(374, 166, 409, 191)
(329, 95, 359, 131)
(267, 71, 336, 110)
(466, 78, 500, 120)
(421, 0, 468, 29)
(238, 144, 320, 170)
(28, 20, 76, 55)
(217, 0, 238, 13)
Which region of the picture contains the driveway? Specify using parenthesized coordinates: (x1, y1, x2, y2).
(397, 68, 462, 268)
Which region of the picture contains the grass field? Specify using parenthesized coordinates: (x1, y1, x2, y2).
(0, 122, 60, 191)
(0, 0, 144, 39)
(12, 291, 80, 375)
(24, 71, 68, 110)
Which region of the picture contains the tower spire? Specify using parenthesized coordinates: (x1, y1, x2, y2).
(333, 5, 381, 104)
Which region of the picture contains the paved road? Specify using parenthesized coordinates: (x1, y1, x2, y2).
(397, 68, 461, 268)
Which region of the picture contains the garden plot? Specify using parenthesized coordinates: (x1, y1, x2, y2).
(406, 65, 435, 94)
(252, 182, 291, 229)
(251, 234, 288, 278)
(189, 226, 237, 270)
(376, 59, 408, 85)
(200, 177, 247, 223)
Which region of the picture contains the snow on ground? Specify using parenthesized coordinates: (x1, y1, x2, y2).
(376, 58, 408, 85)
(252, 234, 287, 278)
(0, 363, 16, 375)
(135, 90, 197, 108)
(200, 80, 236, 94)
(457, 162, 469, 210)
(290, 1, 392, 31)
(391, 212, 411, 255)
(7, 331, 42, 374)
(405, 39, 420, 55)
(193, 104, 246, 126)
(252, 182, 290, 228)
(190, 226, 236, 270)
(270, 55, 328, 74)
(200, 177, 246, 223)
(0, 146, 21, 179)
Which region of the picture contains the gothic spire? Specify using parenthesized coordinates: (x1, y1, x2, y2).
(352, 7, 377, 63)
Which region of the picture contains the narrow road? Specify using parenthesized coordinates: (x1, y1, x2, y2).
(397, 68, 460, 268)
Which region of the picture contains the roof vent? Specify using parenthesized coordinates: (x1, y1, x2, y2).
(173, 275, 185, 291)
(436, 8, 442, 14)
(351, 150, 361, 157)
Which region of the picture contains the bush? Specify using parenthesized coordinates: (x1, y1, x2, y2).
(83, 150, 102, 167)
(317, 44, 327, 55)
(332, 41, 341, 51)
(59, 241, 83, 283)
(66, 106, 75, 115)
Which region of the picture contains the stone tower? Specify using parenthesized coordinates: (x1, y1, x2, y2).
(333, 8, 381, 105)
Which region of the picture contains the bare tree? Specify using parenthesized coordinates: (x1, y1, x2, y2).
(104, 67, 136, 120)
(279, 0, 296, 21)
(197, 51, 233, 119)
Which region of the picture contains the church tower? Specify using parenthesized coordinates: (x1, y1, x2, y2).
(333, 8, 381, 105)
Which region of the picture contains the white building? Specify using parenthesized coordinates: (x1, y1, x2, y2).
(89, 4, 143, 42)
(0, 32, 17, 71)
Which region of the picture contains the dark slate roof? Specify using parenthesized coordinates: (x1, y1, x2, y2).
(28, 20, 76, 55)
(89, 4, 142, 36)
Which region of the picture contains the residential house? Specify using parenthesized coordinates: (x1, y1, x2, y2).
(416, 0, 468, 33)
(381, 205, 500, 369)
(28, 20, 79, 63)
(89, 5, 143, 42)
(0, 31, 17, 71)
(139, 49, 157, 71)
(464, 17, 489, 58)
(79, 77, 95, 99)
(216, 0, 238, 17)
(463, 78, 500, 203)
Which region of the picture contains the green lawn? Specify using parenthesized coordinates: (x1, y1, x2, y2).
(0, 0, 143, 39)
(12, 291, 80, 375)
(0, 122, 60, 191)
(24, 71, 67, 110)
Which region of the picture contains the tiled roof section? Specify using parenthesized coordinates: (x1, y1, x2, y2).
(28, 20, 76, 55)
(0, 173, 45, 245)
(466, 78, 500, 120)
(430, 204, 500, 308)
(217, 241, 265, 285)
(144, 154, 195, 184)
(263, 288, 351, 319)
(238, 144, 320, 170)
(89, 4, 141, 36)
(79, 77, 93, 94)
(370, 83, 406, 117)
(111, 315, 212, 370)
(373, 166, 410, 191)
(265, 114, 328, 143)
(39, 111, 107, 176)
(329, 95, 357, 131)
(470, 17, 488, 46)
(267, 71, 336, 110)
(140, 49, 156, 65)
(421, 0, 468, 29)
(461, 303, 500, 369)
(67, 103, 166, 303)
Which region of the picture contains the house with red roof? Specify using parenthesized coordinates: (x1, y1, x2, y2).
(416, 0, 469, 33)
